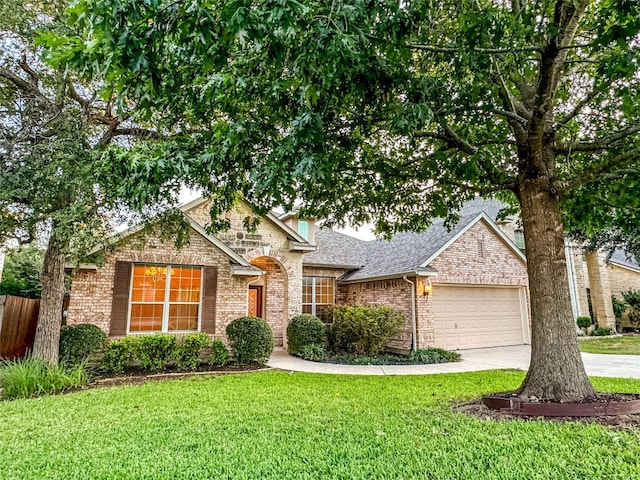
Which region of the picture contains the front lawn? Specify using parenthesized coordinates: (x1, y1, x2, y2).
(1, 371, 639, 479)
(579, 335, 640, 355)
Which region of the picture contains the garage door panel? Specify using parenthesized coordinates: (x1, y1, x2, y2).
(432, 285, 525, 350)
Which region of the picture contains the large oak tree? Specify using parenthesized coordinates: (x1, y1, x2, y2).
(55, 0, 640, 401)
(1, 0, 183, 364)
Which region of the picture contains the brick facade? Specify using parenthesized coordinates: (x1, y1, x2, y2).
(304, 220, 529, 351)
(608, 264, 640, 298)
(67, 229, 248, 339)
(68, 198, 306, 346)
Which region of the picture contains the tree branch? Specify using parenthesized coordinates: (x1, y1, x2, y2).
(561, 146, 640, 192)
(408, 43, 543, 54)
(557, 125, 640, 153)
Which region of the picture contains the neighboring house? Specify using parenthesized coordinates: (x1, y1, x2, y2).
(67, 196, 530, 351)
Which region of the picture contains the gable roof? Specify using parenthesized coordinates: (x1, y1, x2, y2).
(182, 197, 310, 244)
(609, 249, 640, 273)
(336, 213, 525, 283)
(79, 212, 263, 275)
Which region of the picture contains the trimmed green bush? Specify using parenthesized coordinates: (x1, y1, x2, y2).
(287, 314, 325, 355)
(59, 324, 107, 367)
(326, 305, 406, 356)
(175, 333, 211, 370)
(592, 327, 613, 336)
(226, 316, 274, 364)
(409, 348, 461, 364)
(576, 316, 592, 330)
(101, 337, 138, 374)
(137, 334, 177, 371)
(0, 357, 88, 399)
(298, 344, 326, 361)
(210, 340, 230, 366)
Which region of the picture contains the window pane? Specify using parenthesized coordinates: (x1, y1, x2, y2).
(302, 277, 313, 304)
(170, 266, 202, 302)
(168, 304, 198, 331)
(302, 305, 313, 314)
(315, 278, 334, 305)
(130, 304, 163, 332)
(298, 220, 309, 240)
(131, 264, 167, 302)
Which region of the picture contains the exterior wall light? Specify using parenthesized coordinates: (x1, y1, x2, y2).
(422, 283, 433, 296)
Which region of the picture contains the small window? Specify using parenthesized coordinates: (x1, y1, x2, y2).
(302, 276, 335, 319)
(514, 230, 525, 250)
(298, 220, 309, 240)
(129, 264, 202, 333)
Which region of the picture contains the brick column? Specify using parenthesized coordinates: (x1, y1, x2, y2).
(585, 251, 616, 329)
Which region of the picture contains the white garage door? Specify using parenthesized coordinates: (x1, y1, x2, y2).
(431, 285, 528, 350)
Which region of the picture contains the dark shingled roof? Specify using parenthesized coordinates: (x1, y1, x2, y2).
(339, 215, 478, 282)
(609, 249, 640, 272)
(302, 229, 368, 268)
(303, 197, 520, 281)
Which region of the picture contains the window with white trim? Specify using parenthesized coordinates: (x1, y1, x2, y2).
(514, 229, 525, 251)
(302, 276, 335, 317)
(298, 220, 309, 240)
(129, 264, 202, 333)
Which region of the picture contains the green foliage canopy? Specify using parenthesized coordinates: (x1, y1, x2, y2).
(0, 245, 44, 298)
(50, 0, 640, 244)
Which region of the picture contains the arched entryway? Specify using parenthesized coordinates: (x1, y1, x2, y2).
(249, 256, 289, 347)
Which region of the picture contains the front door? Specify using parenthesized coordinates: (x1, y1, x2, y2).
(248, 286, 263, 318)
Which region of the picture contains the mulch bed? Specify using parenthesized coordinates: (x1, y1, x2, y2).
(456, 397, 640, 433)
(86, 364, 269, 389)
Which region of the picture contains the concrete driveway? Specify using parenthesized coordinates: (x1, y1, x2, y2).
(267, 345, 640, 379)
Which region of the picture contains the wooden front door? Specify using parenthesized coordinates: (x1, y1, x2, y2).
(248, 286, 263, 318)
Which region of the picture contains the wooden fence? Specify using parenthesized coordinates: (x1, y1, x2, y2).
(0, 295, 40, 359)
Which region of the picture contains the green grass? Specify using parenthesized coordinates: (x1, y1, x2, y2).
(579, 335, 640, 355)
(0, 371, 639, 479)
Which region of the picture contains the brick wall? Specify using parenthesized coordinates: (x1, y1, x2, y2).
(67, 228, 248, 339)
(608, 264, 640, 298)
(186, 199, 304, 324)
(342, 278, 416, 350)
(252, 257, 286, 346)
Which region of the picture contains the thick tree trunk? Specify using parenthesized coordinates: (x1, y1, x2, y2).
(517, 175, 596, 402)
(31, 230, 68, 365)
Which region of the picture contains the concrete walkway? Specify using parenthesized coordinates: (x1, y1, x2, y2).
(267, 345, 640, 379)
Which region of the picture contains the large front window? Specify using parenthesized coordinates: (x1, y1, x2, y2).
(302, 276, 335, 318)
(129, 264, 202, 333)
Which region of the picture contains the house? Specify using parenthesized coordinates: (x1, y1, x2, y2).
(67, 196, 531, 351)
(462, 197, 640, 330)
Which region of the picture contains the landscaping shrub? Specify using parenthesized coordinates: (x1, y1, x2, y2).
(59, 324, 107, 367)
(326, 305, 406, 356)
(592, 327, 613, 336)
(175, 333, 211, 370)
(298, 344, 326, 361)
(286, 314, 325, 355)
(576, 316, 592, 330)
(226, 316, 274, 364)
(137, 334, 177, 371)
(210, 340, 230, 366)
(101, 337, 139, 373)
(0, 357, 88, 399)
(409, 348, 461, 364)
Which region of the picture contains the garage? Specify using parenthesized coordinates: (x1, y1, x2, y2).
(431, 285, 529, 350)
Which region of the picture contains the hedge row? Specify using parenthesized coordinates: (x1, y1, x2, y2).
(60, 316, 274, 374)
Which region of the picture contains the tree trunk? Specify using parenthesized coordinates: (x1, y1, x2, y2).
(31, 230, 68, 365)
(517, 175, 596, 402)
